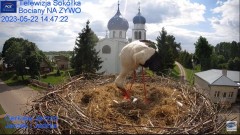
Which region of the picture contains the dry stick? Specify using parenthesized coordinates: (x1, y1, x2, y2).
(39, 103, 51, 126)
(57, 77, 84, 90)
(189, 103, 205, 124)
(56, 106, 62, 134)
(23, 75, 225, 134)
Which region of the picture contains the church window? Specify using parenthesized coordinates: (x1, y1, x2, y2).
(102, 45, 111, 54)
(139, 31, 141, 39)
(119, 31, 122, 38)
(113, 31, 115, 38)
(134, 31, 138, 39)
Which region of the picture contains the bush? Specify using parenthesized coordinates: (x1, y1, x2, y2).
(42, 74, 47, 78)
(56, 69, 61, 76)
(12, 74, 18, 80)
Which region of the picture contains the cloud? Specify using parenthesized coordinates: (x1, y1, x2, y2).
(209, 0, 239, 41)
(0, 0, 239, 53)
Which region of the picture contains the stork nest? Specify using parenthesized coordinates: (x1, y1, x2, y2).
(19, 74, 226, 134)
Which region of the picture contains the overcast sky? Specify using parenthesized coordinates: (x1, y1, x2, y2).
(0, 0, 239, 53)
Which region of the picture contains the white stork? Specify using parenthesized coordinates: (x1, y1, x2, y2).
(115, 40, 161, 102)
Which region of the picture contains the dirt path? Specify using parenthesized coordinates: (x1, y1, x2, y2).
(0, 79, 41, 117)
(175, 61, 187, 81)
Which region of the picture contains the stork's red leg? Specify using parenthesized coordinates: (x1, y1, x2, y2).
(118, 87, 130, 100)
(142, 67, 148, 103)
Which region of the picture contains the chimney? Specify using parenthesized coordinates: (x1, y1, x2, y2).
(222, 69, 227, 76)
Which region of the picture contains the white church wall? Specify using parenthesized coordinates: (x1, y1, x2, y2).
(133, 24, 145, 29)
(109, 30, 127, 39)
(96, 39, 128, 75)
(94, 2, 146, 75)
(115, 41, 128, 74)
(132, 30, 146, 41)
(96, 39, 118, 74)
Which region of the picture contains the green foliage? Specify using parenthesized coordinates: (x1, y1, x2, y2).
(0, 104, 17, 134)
(71, 20, 103, 75)
(228, 57, 240, 71)
(170, 64, 180, 79)
(215, 41, 240, 60)
(156, 27, 181, 74)
(185, 65, 201, 84)
(1, 37, 47, 79)
(0, 71, 28, 86)
(209, 41, 240, 70)
(194, 36, 213, 71)
(56, 69, 61, 76)
(43, 51, 73, 56)
(178, 50, 193, 69)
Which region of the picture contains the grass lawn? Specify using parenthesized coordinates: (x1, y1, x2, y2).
(40, 71, 69, 85)
(170, 64, 180, 79)
(0, 104, 17, 134)
(0, 72, 28, 86)
(28, 71, 70, 90)
(184, 65, 201, 84)
(0, 70, 71, 91)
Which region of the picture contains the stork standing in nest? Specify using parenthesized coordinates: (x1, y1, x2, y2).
(115, 40, 161, 102)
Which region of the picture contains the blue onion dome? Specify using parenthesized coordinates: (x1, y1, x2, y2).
(133, 8, 146, 24)
(107, 3, 129, 31)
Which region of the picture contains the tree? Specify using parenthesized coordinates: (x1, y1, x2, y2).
(2, 37, 45, 79)
(178, 50, 193, 69)
(156, 27, 181, 74)
(228, 57, 240, 71)
(166, 35, 181, 60)
(71, 20, 102, 74)
(4, 41, 26, 80)
(211, 41, 240, 70)
(194, 36, 213, 71)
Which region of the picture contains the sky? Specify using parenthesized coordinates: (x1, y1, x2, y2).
(0, 0, 239, 53)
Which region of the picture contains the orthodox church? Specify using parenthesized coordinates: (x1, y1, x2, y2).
(95, 2, 146, 74)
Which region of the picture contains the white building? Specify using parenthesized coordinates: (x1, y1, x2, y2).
(95, 2, 146, 74)
(194, 69, 240, 104)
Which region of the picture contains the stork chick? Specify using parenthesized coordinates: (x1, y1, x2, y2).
(115, 40, 161, 102)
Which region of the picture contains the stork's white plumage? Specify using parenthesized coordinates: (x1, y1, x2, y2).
(115, 40, 161, 101)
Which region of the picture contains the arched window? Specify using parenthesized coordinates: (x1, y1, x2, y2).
(144, 32, 146, 40)
(102, 45, 111, 54)
(113, 31, 115, 38)
(119, 31, 122, 38)
(139, 31, 141, 39)
(134, 31, 138, 39)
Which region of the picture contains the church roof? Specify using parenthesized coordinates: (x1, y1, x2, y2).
(133, 3, 146, 24)
(107, 2, 129, 31)
(133, 9, 146, 24)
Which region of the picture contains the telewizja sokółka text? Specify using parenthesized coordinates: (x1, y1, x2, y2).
(21, 0, 81, 7)
(18, 0, 81, 15)
(19, 7, 81, 15)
